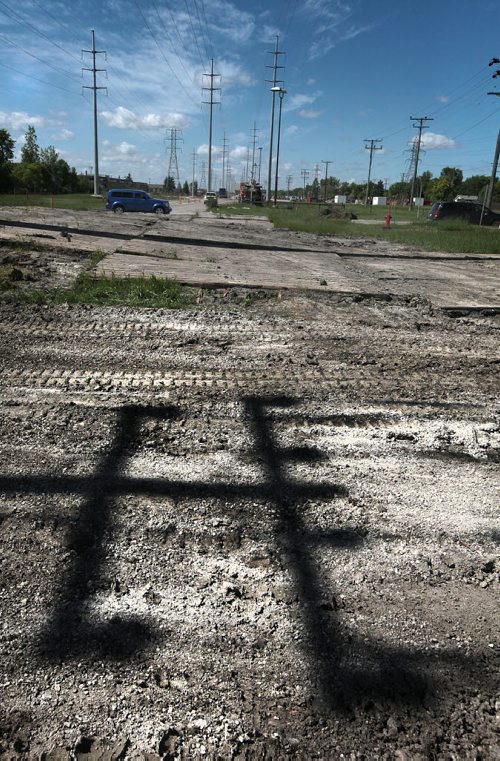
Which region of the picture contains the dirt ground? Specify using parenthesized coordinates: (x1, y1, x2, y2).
(0, 208, 499, 759)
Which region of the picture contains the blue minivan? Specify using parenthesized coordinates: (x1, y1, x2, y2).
(106, 189, 171, 215)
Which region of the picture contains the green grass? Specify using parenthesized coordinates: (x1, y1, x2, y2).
(0, 191, 173, 211)
(220, 204, 500, 254)
(15, 272, 193, 308)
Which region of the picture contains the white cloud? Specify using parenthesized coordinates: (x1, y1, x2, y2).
(285, 125, 299, 136)
(301, 1, 375, 60)
(285, 93, 319, 112)
(0, 111, 47, 130)
(101, 107, 189, 130)
(203, 0, 255, 43)
(197, 144, 222, 156)
(229, 146, 248, 159)
(436, 95, 449, 103)
(52, 128, 74, 141)
(299, 109, 323, 119)
(262, 24, 281, 40)
(412, 132, 457, 150)
(218, 59, 255, 87)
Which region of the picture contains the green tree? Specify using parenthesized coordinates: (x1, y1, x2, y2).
(429, 175, 455, 201)
(182, 180, 189, 195)
(12, 162, 46, 192)
(439, 166, 463, 198)
(163, 175, 175, 193)
(418, 170, 433, 199)
(0, 128, 15, 191)
(0, 128, 15, 166)
(21, 125, 40, 164)
(459, 174, 489, 198)
(310, 177, 319, 200)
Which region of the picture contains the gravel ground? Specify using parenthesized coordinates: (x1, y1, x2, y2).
(0, 225, 499, 759)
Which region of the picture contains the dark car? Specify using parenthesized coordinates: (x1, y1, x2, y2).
(428, 201, 500, 226)
(105, 189, 171, 215)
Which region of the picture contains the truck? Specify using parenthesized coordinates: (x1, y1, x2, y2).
(238, 180, 265, 205)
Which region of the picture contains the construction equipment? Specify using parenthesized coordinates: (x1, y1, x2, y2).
(238, 180, 265, 205)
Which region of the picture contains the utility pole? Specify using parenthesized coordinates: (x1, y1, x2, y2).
(485, 128, 500, 210)
(485, 62, 500, 209)
(409, 117, 432, 208)
(364, 139, 382, 205)
(266, 35, 285, 204)
(251, 123, 258, 181)
(321, 160, 331, 201)
(202, 59, 221, 193)
(286, 175, 293, 194)
(82, 30, 107, 197)
(200, 161, 207, 191)
(191, 149, 196, 196)
(221, 133, 228, 189)
(165, 128, 183, 187)
(258, 147, 263, 183)
(301, 169, 309, 199)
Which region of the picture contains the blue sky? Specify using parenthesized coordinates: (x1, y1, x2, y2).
(1, 0, 500, 189)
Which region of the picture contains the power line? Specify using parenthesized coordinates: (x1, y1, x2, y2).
(134, 0, 198, 105)
(150, 0, 196, 87)
(0, 0, 80, 63)
(193, 0, 211, 62)
(0, 33, 82, 83)
(184, 0, 205, 68)
(0, 60, 83, 97)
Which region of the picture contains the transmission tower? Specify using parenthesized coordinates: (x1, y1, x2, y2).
(82, 30, 107, 196)
(226, 158, 232, 192)
(165, 128, 183, 186)
(200, 161, 207, 191)
(286, 175, 293, 194)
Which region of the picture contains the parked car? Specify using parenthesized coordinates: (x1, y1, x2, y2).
(428, 201, 500, 226)
(105, 189, 171, 215)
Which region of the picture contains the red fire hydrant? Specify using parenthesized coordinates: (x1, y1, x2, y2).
(385, 207, 392, 228)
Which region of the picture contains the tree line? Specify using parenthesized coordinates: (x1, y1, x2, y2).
(289, 167, 500, 204)
(0, 126, 90, 194)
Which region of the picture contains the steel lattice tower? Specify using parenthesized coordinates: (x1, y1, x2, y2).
(165, 128, 183, 186)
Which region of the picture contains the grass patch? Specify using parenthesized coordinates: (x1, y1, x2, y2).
(17, 273, 193, 308)
(220, 204, 500, 254)
(0, 236, 52, 253)
(0, 193, 106, 211)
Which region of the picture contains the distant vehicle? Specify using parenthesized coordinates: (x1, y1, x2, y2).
(105, 189, 171, 215)
(204, 191, 217, 201)
(218, 188, 228, 198)
(428, 201, 500, 226)
(454, 195, 478, 202)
